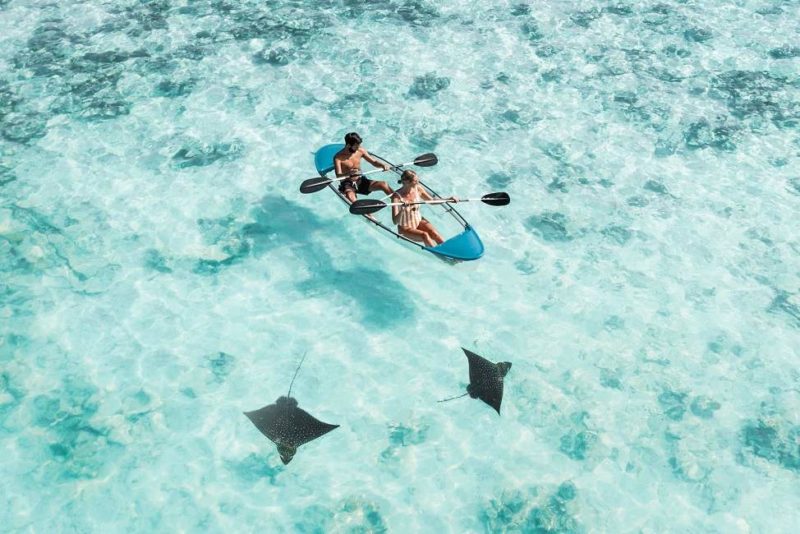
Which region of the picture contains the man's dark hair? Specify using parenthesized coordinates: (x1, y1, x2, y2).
(344, 132, 362, 145)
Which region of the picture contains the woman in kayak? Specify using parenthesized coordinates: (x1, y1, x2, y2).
(391, 170, 457, 247)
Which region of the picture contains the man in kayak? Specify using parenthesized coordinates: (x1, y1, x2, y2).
(334, 132, 394, 202)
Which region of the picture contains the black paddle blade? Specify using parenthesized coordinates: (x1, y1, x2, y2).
(413, 153, 438, 167)
(299, 177, 331, 194)
(481, 192, 510, 206)
(349, 199, 387, 215)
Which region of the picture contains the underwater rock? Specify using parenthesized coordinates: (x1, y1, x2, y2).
(481, 483, 582, 533)
(521, 20, 544, 41)
(767, 290, 800, 327)
(601, 225, 633, 245)
(143, 249, 172, 273)
(690, 396, 721, 419)
(709, 70, 787, 119)
(31, 376, 123, 480)
(408, 72, 450, 99)
(768, 46, 800, 59)
(2, 112, 48, 143)
(252, 47, 294, 67)
(171, 140, 245, 169)
(570, 8, 603, 28)
(742, 419, 800, 473)
(487, 172, 512, 189)
(511, 4, 531, 16)
(380, 422, 430, 461)
(643, 180, 669, 195)
(604, 5, 634, 16)
(684, 27, 712, 43)
(684, 119, 737, 151)
(154, 79, 197, 97)
(524, 212, 572, 242)
(658, 390, 688, 421)
(207, 352, 235, 382)
(559, 412, 598, 461)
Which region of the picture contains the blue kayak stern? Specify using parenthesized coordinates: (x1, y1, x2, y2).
(425, 225, 484, 261)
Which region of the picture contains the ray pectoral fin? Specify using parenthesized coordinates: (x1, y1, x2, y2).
(291, 407, 339, 446)
(244, 405, 282, 441)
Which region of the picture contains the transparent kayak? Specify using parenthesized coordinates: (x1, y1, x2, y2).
(313, 144, 484, 262)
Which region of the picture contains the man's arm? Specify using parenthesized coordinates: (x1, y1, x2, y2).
(334, 156, 346, 177)
(362, 150, 390, 171)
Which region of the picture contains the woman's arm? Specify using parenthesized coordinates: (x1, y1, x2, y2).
(391, 193, 401, 224)
(419, 186, 434, 201)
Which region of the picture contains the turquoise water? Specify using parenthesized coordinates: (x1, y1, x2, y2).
(1, 0, 799, 531)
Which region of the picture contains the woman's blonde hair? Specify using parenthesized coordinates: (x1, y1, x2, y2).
(398, 170, 417, 183)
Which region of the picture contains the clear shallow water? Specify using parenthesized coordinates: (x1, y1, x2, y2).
(1, 0, 799, 531)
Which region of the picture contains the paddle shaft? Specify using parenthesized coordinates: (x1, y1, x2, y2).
(383, 197, 489, 207)
(335, 156, 431, 181)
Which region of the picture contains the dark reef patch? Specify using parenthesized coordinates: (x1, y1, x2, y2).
(252, 47, 295, 67)
(480, 482, 582, 533)
(521, 19, 544, 42)
(193, 216, 252, 275)
(380, 422, 430, 462)
(207, 352, 235, 382)
(0, 371, 25, 423)
(154, 78, 197, 98)
(604, 4, 634, 16)
(690, 396, 720, 419)
(709, 70, 791, 124)
(683, 119, 738, 151)
(768, 46, 800, 59)
(143, 249, 172, 273)
(524, 212, 573, 242)
(0, 164, 16, 186)
(31, 376, 123, 480)
(559, 412, 598, 461)
(658, 390, 688, 421)
(570, 8, 603, 28)
(511, 4, 531, 16)
(600, 225, 633, 245)
(2, 112, 49, 144)
(683, 27, 712, 43)
(408, 73, 451, 99)
(741, 419, 800, 473)
(486, 172, 512, 189)
(0, 82, 22, 118)
(171, 139, 245, 169)
(767, 290, 800, 327)
(643, 180, 669, 195)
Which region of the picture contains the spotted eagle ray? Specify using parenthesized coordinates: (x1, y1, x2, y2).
(440, 347, 512, 414)
(244, 354, 339, 464)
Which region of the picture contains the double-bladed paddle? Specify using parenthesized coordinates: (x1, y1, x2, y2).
(349, 192, 510, 215)
(299, 153, 438, 194)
